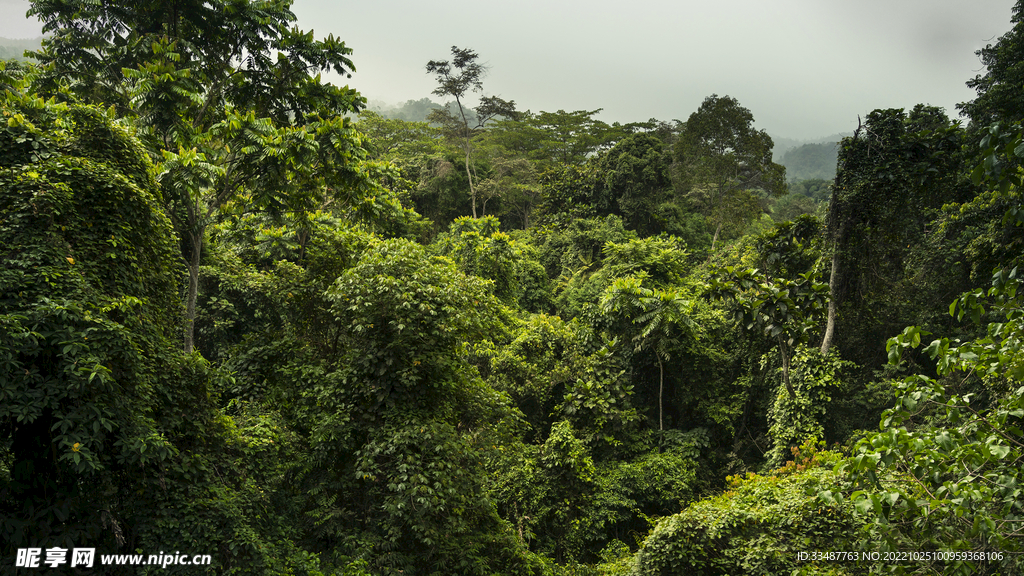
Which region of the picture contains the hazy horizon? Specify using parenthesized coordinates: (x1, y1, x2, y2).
(2, 0, 1017, 140)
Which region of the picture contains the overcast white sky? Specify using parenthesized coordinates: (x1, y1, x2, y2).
(2, 0, 1018, 139)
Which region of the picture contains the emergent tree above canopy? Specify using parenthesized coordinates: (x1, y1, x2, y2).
(675, 94, 786, 249)
(426, 46, 517, 218)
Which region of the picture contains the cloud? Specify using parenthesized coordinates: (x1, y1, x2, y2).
(0, 0, 43, 39)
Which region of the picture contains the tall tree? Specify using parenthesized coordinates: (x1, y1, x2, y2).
(310, 238, 541, 573)
(675, 94, 786, 249)
(959, 0, 1024, 125)
(819, 106, 967, 355)
(28, 0, 362, 127)
(594, 133, 673, 236)
(28, 0, 384, 353)
(426, 46, 517, 218)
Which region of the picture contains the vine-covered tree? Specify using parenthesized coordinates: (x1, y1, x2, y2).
(0, 92, 326, 574)
(819, 106, 968, 355)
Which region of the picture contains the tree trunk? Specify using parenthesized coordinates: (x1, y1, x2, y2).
(453, 95, 478, 218)
(464, 144, 477, 218)
(820, 251, 838, 355)
(779, 339, 795, 399)
(657, 353, 664, 431)
(184, 231, 201, 354)
(709, 180, 727, 252)
(710, 221, 722, 251)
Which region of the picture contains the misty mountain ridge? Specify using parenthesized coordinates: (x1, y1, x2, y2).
(365, 97, 444, 122)
(0, 36, 43, 61)
(771, 133, 848, 158)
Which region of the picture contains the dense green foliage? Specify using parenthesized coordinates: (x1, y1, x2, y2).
(4, 1, 1024, 574)
(0, 92, 326, 575)
(635, 442, 859, 576)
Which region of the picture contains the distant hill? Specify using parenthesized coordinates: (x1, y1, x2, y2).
(778, 141, 840, 181)
(367, 97, 444, 122)
(771, 132, 847, 159)
(0, 36, 43, 61)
